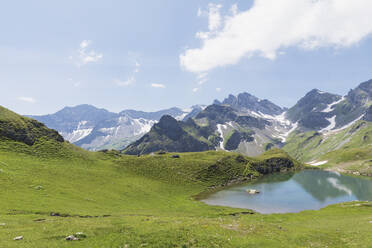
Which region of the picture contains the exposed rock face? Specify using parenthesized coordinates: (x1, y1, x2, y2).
(218, 92, 284, 115)
(286, 89, 341, 123)
(363, 106, 372, 122)
(123, 115, 215, 155)
(235, 116, 271, 130)
(154, 115, 185, 140)
(225, 130, 254, 151)
(347, 79, 372, 106)
(287, 80, 372, 131)
(195, 105, 238, 124)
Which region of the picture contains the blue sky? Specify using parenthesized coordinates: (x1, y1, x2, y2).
(1, 0, 372, 115)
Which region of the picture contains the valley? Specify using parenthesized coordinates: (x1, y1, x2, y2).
(0, 101, 372, 247)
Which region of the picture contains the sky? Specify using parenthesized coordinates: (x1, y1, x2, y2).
(1, 0, 372, 115)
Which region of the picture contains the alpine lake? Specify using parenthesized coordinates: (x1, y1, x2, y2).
(201, 170, 372, 214)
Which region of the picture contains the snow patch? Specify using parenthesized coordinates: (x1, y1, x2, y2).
(216, 124, 227, 150)
(250, 111, 262, 118)
(327, 114, 365, 134)
(320, 116, 336, 133)
(66, 128, 93, 143)
(280, 122, 298, 142)
(307, 160, 328, 166)
(133, 118, 156, 135)
(322, 97, 345, 113)
(175, 113, 188, 121)
(182, 108, 192, 113)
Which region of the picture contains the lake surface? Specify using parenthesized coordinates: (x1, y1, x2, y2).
(201, 170, 372, 214)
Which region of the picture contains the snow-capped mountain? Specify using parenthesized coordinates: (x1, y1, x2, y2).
(287, 79, 372, 133)
(124, 95, 296, 156)
(30, 79, 372, 156)
(29, 104, 204, 151)
(124, 79, 372, 157)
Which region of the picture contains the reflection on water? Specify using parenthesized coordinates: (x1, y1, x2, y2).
(201, 170, 372, 214)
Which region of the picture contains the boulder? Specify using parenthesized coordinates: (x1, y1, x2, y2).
(65, 235, 79, 241)
(246, 189, 260, 194)
(13, 236, 23, 241)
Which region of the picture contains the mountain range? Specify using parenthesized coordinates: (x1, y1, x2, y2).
(29, 105, 205, 151)
(30, 79, 372, 169)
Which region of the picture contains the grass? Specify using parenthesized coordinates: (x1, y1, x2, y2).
(0, 138, 372, 247)
(283, 121, 372, 175)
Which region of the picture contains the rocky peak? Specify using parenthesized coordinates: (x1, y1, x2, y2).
(195, 104, 238, 124)
(217, 92, 283, 116)
(154, 115, 184, 140)
(347, 79, 372, 106)
(286, 89, 341, 122)
(357, 79, 372, 95)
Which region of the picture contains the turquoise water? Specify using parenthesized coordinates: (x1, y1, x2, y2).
(202, 170, 372, 214)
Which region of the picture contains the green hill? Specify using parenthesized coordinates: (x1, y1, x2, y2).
(1, 107, 372, 247)
(0, 106, 63, 145)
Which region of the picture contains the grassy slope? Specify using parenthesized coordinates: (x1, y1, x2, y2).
(0, 106, 63, 146)
(0, 139, 371, 247)
(283, 120, 372, 175)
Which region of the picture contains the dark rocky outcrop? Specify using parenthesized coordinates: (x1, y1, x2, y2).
(123, 115, 215, 155)
(363, 106, 372, 122)
(225, 130, 254, 151)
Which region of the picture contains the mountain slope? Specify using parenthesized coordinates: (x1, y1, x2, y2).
(283, 120, 372, 175)
(0, 106, 64, 145)
(124, 115, 216, 155)
(30, 105, 203, 151)
(124, 79, 372, 162)
(286, 79, 372, 132)
(124, 103, 294, 156)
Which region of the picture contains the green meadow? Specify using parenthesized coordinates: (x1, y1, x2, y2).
(0, 139, 371, 247)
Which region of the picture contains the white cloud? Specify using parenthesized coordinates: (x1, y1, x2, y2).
(195, 4, 223, 40)
(68, 78, 81, 87)
(17, 97, 36, 103)
(134, 61, 140, 73)
(207, 3, 222, 31)
(197, 8, 203, 17)
(71, 40, 103, 67)
(80, 40, 90, 49)
(115, 77, 135, 87)
(192, 87, 199, 92)
(151, 83, 166, 88)
(116, 60, 141, 87)
(197, 72, 208, 85)
(180, 0, 372, 73)
(216, 87, 221, 92)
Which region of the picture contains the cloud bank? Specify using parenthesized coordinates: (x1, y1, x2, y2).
(180, 0, 372, 73)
